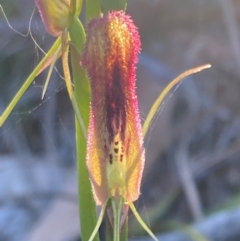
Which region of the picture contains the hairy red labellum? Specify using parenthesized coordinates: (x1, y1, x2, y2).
(83, 11, 144, 205)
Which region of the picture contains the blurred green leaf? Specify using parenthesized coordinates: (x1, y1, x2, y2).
(86, 0, 101, 22)
(69, 17, 99, 241)
(100, 0, 127, 14)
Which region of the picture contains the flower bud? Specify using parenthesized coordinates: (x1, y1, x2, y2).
(35, 0, 70, 36)
(83, 11, 144, 205)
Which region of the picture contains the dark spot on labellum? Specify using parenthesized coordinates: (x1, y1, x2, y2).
(109, 154, 113, 164)
(120, 155, 123, 162)
(115, 141, 119, 145)
(114, 148, 118, 154)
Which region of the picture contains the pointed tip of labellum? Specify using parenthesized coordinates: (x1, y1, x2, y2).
(83, 11, 144, 205)
(35, 0, 70, 36)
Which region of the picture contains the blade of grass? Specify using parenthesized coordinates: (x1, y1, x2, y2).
(69, 17, 99, 241)
(0, 37, 61, 127)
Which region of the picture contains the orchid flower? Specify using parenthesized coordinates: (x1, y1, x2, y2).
(82, 10, 210, 241)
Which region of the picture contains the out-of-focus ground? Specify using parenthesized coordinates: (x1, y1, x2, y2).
(1, 0, 240, 240)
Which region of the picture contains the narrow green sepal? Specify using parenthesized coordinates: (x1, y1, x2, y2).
(0, 37, 61, 127)
(143, 64, 211, 137)
(128, 202, 158, 241)
(69, 17, 86, 54)
(69, 0, 83, 26)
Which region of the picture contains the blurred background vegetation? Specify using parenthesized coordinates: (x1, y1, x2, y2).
(1, 0, 240, 240)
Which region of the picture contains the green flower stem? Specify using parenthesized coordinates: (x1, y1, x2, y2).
(69, 17, 99, 241)
(111, 198, 123, 241)
(106, 199, 128, 241)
